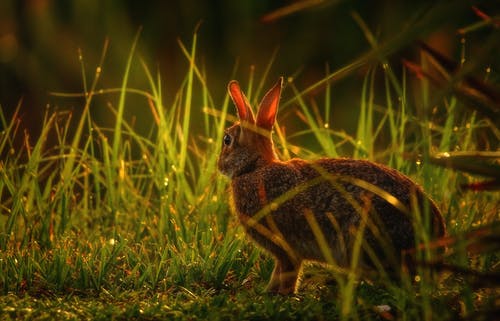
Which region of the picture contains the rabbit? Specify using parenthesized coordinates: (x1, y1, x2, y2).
(217, 77, 446, 295)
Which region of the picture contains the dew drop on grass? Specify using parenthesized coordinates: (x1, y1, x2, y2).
(208, 138, 213, 144)
(163, 177, 169, 187)
(324, 123, 329, 129)
(375, 305, 391, 313)
(96, 67, 102, 74)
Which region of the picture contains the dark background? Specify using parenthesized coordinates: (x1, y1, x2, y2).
(0, 0, 498, 138)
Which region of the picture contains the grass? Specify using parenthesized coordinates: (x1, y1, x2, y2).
(0, 29, 499, 321)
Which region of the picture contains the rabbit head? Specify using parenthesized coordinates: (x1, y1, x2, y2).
(218, 78, 283, 178)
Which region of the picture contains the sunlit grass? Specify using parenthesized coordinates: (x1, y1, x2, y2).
(0, 29, 499, 321)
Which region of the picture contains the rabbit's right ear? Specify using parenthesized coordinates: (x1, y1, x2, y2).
(228, 81, 256, 125)
(256, 77, 283, 131)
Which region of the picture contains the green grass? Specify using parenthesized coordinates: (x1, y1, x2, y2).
(0, 30, 499, 321)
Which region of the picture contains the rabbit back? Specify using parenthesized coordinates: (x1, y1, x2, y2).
(231, 157, 445, 268)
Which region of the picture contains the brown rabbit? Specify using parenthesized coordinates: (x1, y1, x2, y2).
(218, 77, 446, 294)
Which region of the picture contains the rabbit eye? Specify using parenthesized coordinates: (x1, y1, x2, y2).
(223, 133, 232, 146)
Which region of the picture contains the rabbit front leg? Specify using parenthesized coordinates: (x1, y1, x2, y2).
(266, 258, 301, 295)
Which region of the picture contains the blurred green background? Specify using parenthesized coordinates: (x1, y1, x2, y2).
(0, 0, 498, 138)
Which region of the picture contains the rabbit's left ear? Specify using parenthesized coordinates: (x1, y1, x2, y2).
(257, 77, 283, 131)
(228, 81, 256, 125)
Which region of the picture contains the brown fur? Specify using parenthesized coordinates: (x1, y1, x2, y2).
(218, 78, 446, 294)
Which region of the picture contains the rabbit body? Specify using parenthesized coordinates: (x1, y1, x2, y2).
(219, 78, 446, 294)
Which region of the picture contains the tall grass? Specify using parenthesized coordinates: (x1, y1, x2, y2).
(0, 33, 253, 296)
(0, 31, 498, 321)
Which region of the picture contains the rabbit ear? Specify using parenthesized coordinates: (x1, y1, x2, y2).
(256, 77, 283, 131)
(228, 80, 256, 124)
